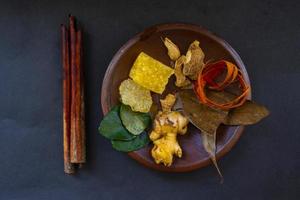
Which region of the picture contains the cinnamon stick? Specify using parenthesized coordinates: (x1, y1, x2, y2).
(75, 30, 86, 163)
(61, 24, 75, 174)
(69, 15, 77, 163)
(70, 16, 86, 163)
(78, 30, 86, 163)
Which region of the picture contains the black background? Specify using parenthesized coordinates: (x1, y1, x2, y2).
(0, 0, 299, 199)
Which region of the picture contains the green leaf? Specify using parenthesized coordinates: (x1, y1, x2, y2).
(111, 132, 150, 152)
(120, 104, 151, 135)
(98, 105, 135, 141)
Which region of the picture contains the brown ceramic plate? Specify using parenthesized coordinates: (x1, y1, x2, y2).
(101, 23, 251, 172)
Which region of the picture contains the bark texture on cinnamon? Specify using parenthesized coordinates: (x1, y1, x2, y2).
(78, 30, 86, 163)
(79, 36, 86, 165)
(61, 15, 86, 174)
(61, 24, 75, 174)
(69, 16, 86, 164)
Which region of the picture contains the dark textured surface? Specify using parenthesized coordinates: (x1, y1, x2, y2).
(0, 0, 299, 199)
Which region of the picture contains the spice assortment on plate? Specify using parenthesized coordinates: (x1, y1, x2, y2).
(99, 37, 269, 179)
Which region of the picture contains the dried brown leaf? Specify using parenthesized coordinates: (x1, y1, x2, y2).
(163, 37, 181, 61)
(224, 101, 269, 125)
(183, 40, 205, 80)
(206, 90, 269, 125)
(174, 56, 191, 87)
(177, 89, 268, 181)
(201, 131, 223, 181)
(177, 90, 228, 135)
(206, 89, 237, 104)
(177, 90, 225, 180)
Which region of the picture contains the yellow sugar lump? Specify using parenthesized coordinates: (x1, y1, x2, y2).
(129, 52, 174, 94)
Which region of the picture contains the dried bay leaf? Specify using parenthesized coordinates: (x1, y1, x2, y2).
(177, 90, 226, 179)
(206, 90, 269, 125)
(177, 90, 228, 135)
(177, 89, 268, 181)
(163, 37, 181, 61)
(201, 131, 223, 181)
(206, 89, 236, 104)
(224, 101, 269, 125)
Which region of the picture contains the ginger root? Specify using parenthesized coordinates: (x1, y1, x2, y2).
(150, 94, 189, 166)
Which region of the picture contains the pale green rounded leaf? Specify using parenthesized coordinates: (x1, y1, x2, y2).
(120, 104, 151, 135)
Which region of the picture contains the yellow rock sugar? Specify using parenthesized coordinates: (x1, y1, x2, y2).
(129, 52, 174, 94)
